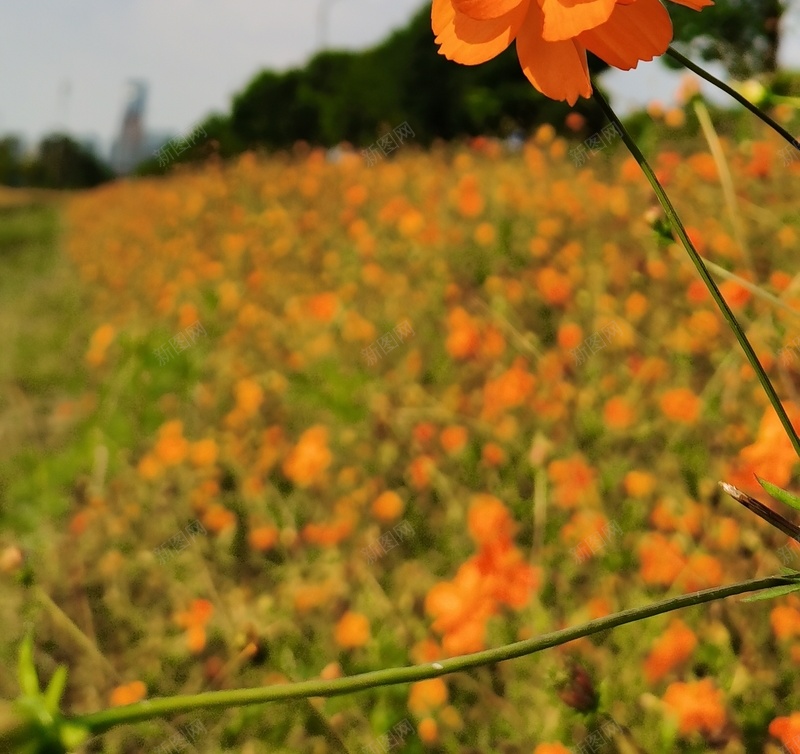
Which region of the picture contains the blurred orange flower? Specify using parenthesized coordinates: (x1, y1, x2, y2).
(109, 680, 147, 707)
(283, 425, 332, 487)
(644, 619, 697, 683)
(769, 712, 800, 751)
(662, 679, 726, 737)
(334, 611, 370, 648)
(660, 388, 701, 424)
(408, 678, 448, 716)
(440, 425, 469, 455)
(371, 490, 405, 522)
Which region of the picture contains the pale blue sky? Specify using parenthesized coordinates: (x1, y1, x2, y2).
(1, 0, 799, 154)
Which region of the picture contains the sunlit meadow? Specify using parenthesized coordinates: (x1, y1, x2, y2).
(2, 109, 800, 752)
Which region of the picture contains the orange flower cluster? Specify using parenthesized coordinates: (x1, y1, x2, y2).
(282, 425, 332, 487)
(650, 497, 703, 538)
(644, 618, 697, 683)
(425, 495, 540, 656)
(445, 306, 505, 361)
(637, 533, 685, 587)
(662, 679, 727, 737)
(481, 357, 535, 420)
(175, 598, 214, 654)
(548, 452, 598, 509)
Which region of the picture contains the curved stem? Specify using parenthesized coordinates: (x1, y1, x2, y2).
(666, 46, 800, 152)
(592, 86, 800, 461)
(70, 575, 796, 736)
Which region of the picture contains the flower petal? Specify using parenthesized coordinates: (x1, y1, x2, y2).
(669, 0, 713, 8)
(541, 0, 618, 41)
(433, 0, 531, 65)
(579, 0, 673, 70)
(516, 1, 592, 105)
(453, 0, 526, 20)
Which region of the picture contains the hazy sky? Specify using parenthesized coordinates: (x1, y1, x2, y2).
(2, 0, 799, 154)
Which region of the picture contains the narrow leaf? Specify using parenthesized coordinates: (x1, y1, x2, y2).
(17, 633, 40, 697)
(43, 665, 68, 714)
(757, 477, 800, 513)
(741, 583, 800, 603)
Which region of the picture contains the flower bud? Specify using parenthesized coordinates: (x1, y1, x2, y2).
(558, 662, 598, 713)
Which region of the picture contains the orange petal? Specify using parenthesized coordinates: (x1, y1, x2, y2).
(433, 0, 530, 65)
(516, 1, 592, 105)
(579, 0, 672, 70)
(453, 0, 525, 20)
(541, 0, 618, 42)
(669, 0, 713, 7)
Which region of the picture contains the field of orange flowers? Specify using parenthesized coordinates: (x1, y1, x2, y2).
(2, 120, 800, 753)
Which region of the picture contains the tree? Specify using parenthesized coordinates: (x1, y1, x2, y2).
(23, 134, 113, 189)
(669, 0, 787, 78)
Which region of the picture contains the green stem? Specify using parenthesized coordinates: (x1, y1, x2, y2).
(69, 575, 796, 736)
(666, 46, 800, 151)
(592, 86, 800, 461)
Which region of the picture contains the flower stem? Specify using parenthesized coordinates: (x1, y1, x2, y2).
(666, 46, 800, 151)
(592, 86, 800, 460)
(69, 575, 796, 736)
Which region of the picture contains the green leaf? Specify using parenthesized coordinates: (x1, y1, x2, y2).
(741, 583, 800, 603)
(757, 477, 800, 513)
(43, 666, 68, 714)
(18, 632, 40, 697)
(59, 720, 91, 750)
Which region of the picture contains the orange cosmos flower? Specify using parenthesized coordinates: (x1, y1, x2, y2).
(644, 618, 697, 683)
(432, 0, 712, 105)
(662, 678, 726, 737)
(371, 490, 405, 522)
(282, 425, 332, 487)
(769, 712, 800, 751)
(334, 611, 370, 648)
(109, 680, 147, 707)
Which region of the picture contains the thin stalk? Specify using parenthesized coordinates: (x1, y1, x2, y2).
(592, 86, 800, 461)
(70, 575, 797, 735)
(666, 46, 800, 152)
(692, 99, 753, 268)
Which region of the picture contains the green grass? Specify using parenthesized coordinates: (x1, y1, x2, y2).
(0, 200, 92, 534)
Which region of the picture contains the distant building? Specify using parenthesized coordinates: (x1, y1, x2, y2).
(110, 80, 148, 174)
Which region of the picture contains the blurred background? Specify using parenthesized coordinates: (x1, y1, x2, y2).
(1, 0, 799, 186)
